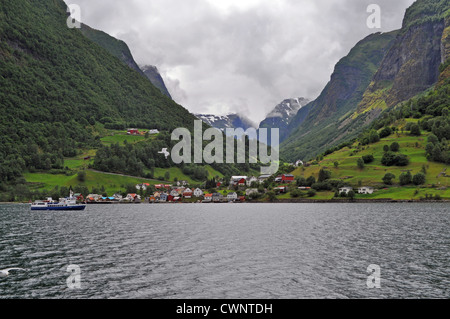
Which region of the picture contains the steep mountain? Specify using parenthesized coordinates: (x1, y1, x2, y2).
(80, 24, 172, 99)
(0, 0, 196, 182)
(356, 0, 449, 116)
(281, 0, 450, 163)
(195, 113, 257, 133)
(280, 31, 399, 161)
(259, 97, 310, 141)
(80, 23, 144, 75)
(140, 65, 172, 99)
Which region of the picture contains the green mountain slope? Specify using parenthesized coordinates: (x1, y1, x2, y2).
(280, 31, 398, 161)
(281, 0, 450, 163)
(0, 0, 196, 183)
(80, 24, 172, 98)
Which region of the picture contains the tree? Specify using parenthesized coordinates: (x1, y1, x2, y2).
(318, 169, 332, 182)
(334, 161, 339, 168)
(412, 172, 426, 185)
(164, 171, 170, 181)
(410, 124, 421, 136)
(357, 158, 365, 169)
(379, 127, 393, 138)
(382, 173, 396, 185)
(348, 190, 355, 200)
(306, 176, 316, 186)
(307, 189, 316, 197)
(362, 155, 374, 164)
(390, 142, 400, 152)
(296, 177, 307, 186)
(383, 145, 390, 153)
(399, 171, 412, 186)
(267, 191, 277, 202)
(77, 171, 86, 182)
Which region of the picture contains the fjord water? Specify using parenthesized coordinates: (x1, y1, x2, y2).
(0, 203, 448, 299)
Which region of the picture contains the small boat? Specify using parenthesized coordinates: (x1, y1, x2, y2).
(31, 191, 86, 211)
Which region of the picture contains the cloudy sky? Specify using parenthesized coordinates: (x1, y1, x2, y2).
(65, 0, 416, 124)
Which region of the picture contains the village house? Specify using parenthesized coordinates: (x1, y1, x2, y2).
(230, 176, 248, 187)
(246, 189, 259, 196)
(170, 190, 180, 197)
(274, 176, 283, 183)
(358, 187, 375, 194)
(281, 174, 295, 183)
(212, 193, 224, 202)
(113, 194, 123, 201)
(127, 128, 140, 135)
(227, 192, 238, 201)
(193, 188, 204, 198)
(295, 160, 304, 167)
(136, 183, 150, 191)
(148, 129, 159, 135)
(153, 192, 161, 199)
(87, 194, 102, 202)
(183, 188, 193, 199)
(258, 175, 271, 183)
(126, 193, 141, 202)
(177, 180, 189, 187)
(339, 187, 354, 195)
(203, 194, 213, 202)
(160, 193, 168, 202)
(274, 186, 288, 194)
(246, 176, 259, 187)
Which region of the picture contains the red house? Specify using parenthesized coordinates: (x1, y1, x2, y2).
(282, 174, 295, 183)
(127, 128, 140, 135)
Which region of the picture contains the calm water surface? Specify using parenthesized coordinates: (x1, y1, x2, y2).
(0, 203, 448, 299)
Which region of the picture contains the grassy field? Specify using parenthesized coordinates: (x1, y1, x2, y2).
(290, 129, 450, 200)
(24, 170, 158, 195)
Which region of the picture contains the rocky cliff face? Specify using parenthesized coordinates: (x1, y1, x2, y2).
(281, 0, 450, 162)
(140, 65, 172, 99)
(357, 21, 445, 113)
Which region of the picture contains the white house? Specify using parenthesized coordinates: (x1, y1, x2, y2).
(358, 187, 375, 194)
(148, 129, 159, 134)
(183, 188, 193, 199)
(170, 190, 180, 197)
(87, 194, 102, 202)
(177, 180, 189, 187)
(230, 176, 248, 186)
(227, 192, 238, 201)
(258, 175, 271, 183)
(113, 194, 123, 201)
(339, 187, 354, 195)
(126, 194, 141, 201)
(295, 160, 304, 167)
(246, 189, 259, 196)
(193, 188, 204, 197)
(136, 183, 150, 191)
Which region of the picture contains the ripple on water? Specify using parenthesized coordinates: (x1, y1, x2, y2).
(0, 203, 449, 299)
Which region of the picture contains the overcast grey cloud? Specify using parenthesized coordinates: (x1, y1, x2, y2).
(65, 0, 416, 123)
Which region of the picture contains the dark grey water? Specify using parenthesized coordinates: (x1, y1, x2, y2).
(0, 203, 448, 299)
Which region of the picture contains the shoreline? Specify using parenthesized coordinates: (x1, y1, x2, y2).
(2, 199, 449, 205)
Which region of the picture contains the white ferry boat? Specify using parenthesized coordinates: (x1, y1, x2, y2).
(31, 192, 86, 211)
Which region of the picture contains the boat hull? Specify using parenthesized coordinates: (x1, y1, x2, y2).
(31, 205, 86, 211)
